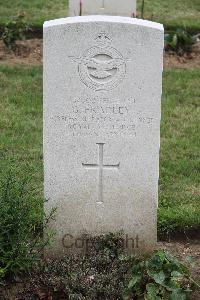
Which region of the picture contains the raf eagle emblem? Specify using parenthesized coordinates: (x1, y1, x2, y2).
(70, 32, 126, 91)
(82, 57, 125, 80)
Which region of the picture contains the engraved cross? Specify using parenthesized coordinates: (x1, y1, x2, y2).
(82, 143, 120, 204)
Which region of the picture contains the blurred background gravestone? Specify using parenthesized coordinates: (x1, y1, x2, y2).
(69, 0, 137, 17)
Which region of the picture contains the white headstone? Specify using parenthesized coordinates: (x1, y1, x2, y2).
(44, 16, 164, 256)
(69, 0, 137, 17)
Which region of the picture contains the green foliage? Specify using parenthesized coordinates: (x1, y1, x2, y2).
(123, 250, 195, 300)
(19, 240, 196, 299)
(93, 231, 125, 256)
(0, 166, 52, 282)
(32, 233, 133, 299)
(1, 13, 30, 51)
(165, 29, 196, 55)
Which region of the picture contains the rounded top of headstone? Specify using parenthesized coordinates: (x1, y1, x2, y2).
(43, 15, 164, 32)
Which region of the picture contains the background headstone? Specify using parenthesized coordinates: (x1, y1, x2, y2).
(44, 16, 164, 256)
(69, 0, 137, 17)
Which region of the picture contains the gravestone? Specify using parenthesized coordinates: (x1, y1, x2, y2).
(44, 16, 164, 256)
(69, 0, 137, 17)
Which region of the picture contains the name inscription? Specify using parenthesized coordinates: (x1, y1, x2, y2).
(50, 97, 154, 137)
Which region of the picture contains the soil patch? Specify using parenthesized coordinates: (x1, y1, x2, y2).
(164, 42, 200, 69)
(0, 39, 200, 69)
(0, 39, 42, 66)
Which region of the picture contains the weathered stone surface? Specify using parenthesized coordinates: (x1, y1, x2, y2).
(69, 0, 137, 17)
(43, 16, 164, 256)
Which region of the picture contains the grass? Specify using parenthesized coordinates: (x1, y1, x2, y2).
(0, 66, 43, 194)
(0, 0, 68, 28)
(0, 65, 199, 237)
(0, 0, 199, 30)
(137, 0, 200, 31)
(159, 69, 200, 236)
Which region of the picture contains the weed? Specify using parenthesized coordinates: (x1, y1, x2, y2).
(22, 236, 197, 299)
(0, 166, 53, 282)
(165, 29, 196, 55)
(1, 13, 30, 51)
(123, 250, 198, 300)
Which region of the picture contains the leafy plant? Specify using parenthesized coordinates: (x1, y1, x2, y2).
(123, 250, 197, 300)
(0, 168, 53, 282)
(1, 13, 30, 51)
(165, 29, 196, 55)
(18, 235, 197, 300)
(29, 232, 135, 299)
(93, 231, 125, 257)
